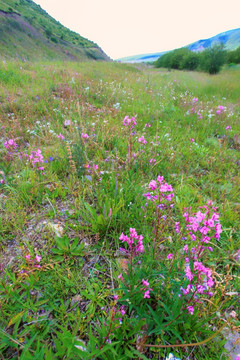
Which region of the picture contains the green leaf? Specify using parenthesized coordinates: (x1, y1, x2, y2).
(19, 334, 37, 359)
(52, 248, 64, 255)
(8, 310, 26, 327)
(97, 214, 104, 225)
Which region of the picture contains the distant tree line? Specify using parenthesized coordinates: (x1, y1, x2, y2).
(155, 44, 240, 74)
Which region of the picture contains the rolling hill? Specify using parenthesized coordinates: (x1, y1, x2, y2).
(188, 28, 240, 52)
(118, 28, 240, 63)
(0, 0, 110, 61)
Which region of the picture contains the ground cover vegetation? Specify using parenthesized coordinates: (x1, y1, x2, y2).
(155, 44, 240, 74)
(0, 60, 240, 359)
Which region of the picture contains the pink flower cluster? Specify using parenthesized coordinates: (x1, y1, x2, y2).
(143, 176, 174, 204)
(187, 306, 194, 315)
(85, 163, 98, 171)
(138, 135, 147, 145)
(26, 253, 41, 264)
(149, 158, 156, 165)
(81, 133, 89, 139)
(123, 116, 136, 128)
(179, 201, 221, 308)
(85, 163, 101, 179)
(187, 97, 203, 120)
(191, 105, 203, 120)
(183, 260, 214, 294)
(21, 253, 42, 273)
(119, 228, 144, 257)
(57, 133, 64, 140)
(142, 278, 152, 299)
(105, 295, 126, 325)
(216, 105, 225, 115)
(175, 222, 180, 234)
(26, 149, 45, 174)
(4, 139, 18, 151)
(184, 201, 222, 241)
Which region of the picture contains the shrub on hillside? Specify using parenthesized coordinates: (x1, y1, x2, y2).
(199, 43, 226, 74)
(181, 52, 200, 70)
(50, 36, 58, 43)
(45, 28, 52, 38)
(170, 48, 190, 69)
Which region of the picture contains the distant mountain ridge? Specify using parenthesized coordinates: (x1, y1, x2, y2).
(0, 0, 110, 61)
(118, 28, 240, 63)
(188, 28, 240, 52)
(118, 51, 167, 63)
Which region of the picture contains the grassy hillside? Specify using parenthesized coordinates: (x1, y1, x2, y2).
(0, 0, 110, 61)
(0, 61, 240, 359)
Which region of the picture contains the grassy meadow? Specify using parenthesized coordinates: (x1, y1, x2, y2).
(0, 61, 240, 359)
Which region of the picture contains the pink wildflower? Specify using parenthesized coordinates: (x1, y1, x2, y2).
(167, 253, 173, 260)
(120, 307, 126, 316)
(138, 135, 147, 145)
(81, 133, 89, 139)
(187, 306, 194, 315)
(175, 222, 180, 234)
(149, 158, 156, 164)
(57, 133, 64, 140)
(4, 139, 18, 150)
(119, 228, 144, 257)
(216, 105, 224, 115)
(185, 266, 193, 281)
(144, 176, 174, 205)
(118, 273, 123, 280)
(144, 290, 150, 299)
(142, 279, 149, 287)
(181, 284, 192, 295)
(123, 116, 136, 127)
(149, 180, 157, 191)
(215, 223, 222, 240)
(157, 175, 164, 183)
(26, 149, 45, 174)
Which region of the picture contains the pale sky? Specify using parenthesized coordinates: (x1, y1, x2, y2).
(35, 0, 240, 59)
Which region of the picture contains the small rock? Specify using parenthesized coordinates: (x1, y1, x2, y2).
(223, 329, 240, 359)
(71, 294, 82, 305)
(48, 223, 64, 237)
